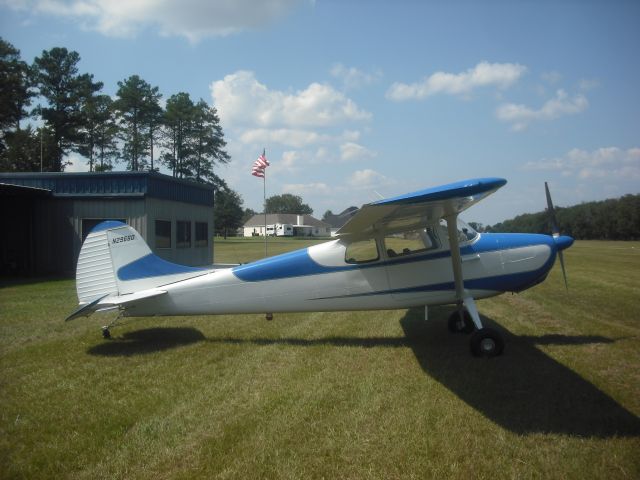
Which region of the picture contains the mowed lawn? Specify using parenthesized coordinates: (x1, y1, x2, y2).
(1, 238, 639, 479)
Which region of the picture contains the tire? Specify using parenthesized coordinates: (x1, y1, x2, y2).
(470, 328, 504, 357)
(448, 310, 475, 334)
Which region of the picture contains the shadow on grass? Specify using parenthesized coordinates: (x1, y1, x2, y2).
(86, 312, 640, 437)
(399, 306, 640, 438)
(87, 327, 205, 357)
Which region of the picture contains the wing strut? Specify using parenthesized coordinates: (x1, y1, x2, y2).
(445, 214, 483, 330)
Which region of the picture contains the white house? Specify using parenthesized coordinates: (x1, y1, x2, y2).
(243, 213, 331, 237)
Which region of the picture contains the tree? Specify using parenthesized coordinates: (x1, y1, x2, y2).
(488, 194, 640, 240)
(162, 92, 194, 177)
(215, 187, 244, 238)
(0, 37, 33, 135)
(189, 99, 230, 182)
(0, 125, 52, 172)
(32, 47, 102, 171)
(265, 193, 313, 214)
(321, 210, 334, 221)
(243, 208, 257, 224)
(78, 94, 118, 171)
(114, 75, 161, 171)
(0, 38, 35, 167)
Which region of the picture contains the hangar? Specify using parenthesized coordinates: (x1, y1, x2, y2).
(0, 172, 214, 276)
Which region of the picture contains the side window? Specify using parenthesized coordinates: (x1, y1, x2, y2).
(384, 228, 439, 258)
(155, 220, 172, 248)
(195, 222, 208, 247)
(177, 220, 191, 248)
(345, 238, 379, 264)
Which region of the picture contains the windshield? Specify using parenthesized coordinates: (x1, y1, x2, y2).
(438, 219, 479, 244)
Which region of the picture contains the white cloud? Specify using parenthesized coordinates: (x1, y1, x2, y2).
(348, 169, 392, 188)
(578, 78, 600, 91)
(240, 128, 331, 148)
(282, 182, 333, 196)
(340, 142, 376, 161)
(386, 61, 527, 101)
(211, 70, 371, 129)
(541, 71, 562, 84)
(496, 89, 588, 131)
(330, 63, 382, 90)
(4, 0, 304, 42)
(524, 147, 640, 180)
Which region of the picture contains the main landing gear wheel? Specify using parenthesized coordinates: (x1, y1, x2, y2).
(470, 328, 504, 357)
(448, 310, 475, 334)
(101, 326, 111, 339)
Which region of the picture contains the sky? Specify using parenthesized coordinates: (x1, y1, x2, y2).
(1, 0, 639, 225)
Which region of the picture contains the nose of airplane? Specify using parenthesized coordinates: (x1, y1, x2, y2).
(554, 235, 574, 251)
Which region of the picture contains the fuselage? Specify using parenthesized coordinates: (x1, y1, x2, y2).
(124, 225, 572, 318)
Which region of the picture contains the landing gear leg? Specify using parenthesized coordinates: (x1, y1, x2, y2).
(462, 296, 504, 357)
(101, 310, 123, 340)
(101, 326, 111, 339)
(448, 308, 474, 333)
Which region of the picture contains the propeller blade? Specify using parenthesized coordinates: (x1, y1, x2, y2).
(558, 250, 568, 291)
(545, 181, 559, 237)
(546, 182, 570, 291)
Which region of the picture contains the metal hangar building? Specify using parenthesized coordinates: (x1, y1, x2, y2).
(0, 172, 214, 276)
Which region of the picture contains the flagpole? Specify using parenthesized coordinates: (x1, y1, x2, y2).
(263, 163, 267, 257)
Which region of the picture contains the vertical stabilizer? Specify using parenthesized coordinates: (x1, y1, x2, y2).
(75, 221, 209, 305)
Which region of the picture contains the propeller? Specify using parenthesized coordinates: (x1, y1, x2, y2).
(545, 182, 569, 290)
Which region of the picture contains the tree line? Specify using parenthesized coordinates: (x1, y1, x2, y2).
(0, 37, 250, 235)
(0, 37, 229, 179)
(487, 194, 640, 240)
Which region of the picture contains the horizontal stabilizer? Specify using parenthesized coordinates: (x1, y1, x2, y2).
(65, 294, 109, 321)
(65, 289, 167, 321)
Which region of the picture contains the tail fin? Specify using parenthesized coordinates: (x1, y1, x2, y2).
(76, 221, 208, 305)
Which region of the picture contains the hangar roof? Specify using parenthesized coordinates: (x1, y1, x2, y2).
(0, 172, 213, 206)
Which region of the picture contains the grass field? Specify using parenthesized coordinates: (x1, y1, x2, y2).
(1, 238, 639, 479)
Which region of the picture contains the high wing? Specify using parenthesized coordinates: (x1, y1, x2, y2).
(336, 177, 507, 237)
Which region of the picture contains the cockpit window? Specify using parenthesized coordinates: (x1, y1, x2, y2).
(438, 219, 479, 244)
(384, 228, 440, 258)
(345, 238, 379, 264)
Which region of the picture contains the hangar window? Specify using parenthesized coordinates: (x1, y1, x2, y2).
(195, 222, 208, 247)
(155, 220, 171, 249)
(177, 220, 191, 248)
(345, 238, 379, 264)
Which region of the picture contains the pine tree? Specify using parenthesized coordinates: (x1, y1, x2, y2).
(32, 47, 102, 171)
(114, 75, 161, 171)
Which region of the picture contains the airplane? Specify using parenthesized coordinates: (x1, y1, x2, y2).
(66, 177, 574, 357)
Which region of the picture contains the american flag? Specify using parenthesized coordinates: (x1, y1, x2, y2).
(251, 150, 270, 178)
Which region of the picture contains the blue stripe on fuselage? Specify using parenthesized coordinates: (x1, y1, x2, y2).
(232, 248, 348, 282)
(232, 233, 557, 283)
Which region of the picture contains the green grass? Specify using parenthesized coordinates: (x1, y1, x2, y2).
(1, 239, 639, 479)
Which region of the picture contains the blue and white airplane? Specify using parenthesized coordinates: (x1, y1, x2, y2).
(67, 178, 573, 357)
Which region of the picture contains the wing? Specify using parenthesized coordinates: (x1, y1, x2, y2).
(336, 177, 506, 237)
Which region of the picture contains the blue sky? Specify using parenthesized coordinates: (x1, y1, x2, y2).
(2, 0, 639, 225)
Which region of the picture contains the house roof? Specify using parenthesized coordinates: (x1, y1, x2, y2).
(322, 206, 359, 228)
(244, 213, 330, 228)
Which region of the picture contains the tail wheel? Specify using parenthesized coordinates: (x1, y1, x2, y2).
(470, 328, 504, 357)
(448, 310, 475, 334)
